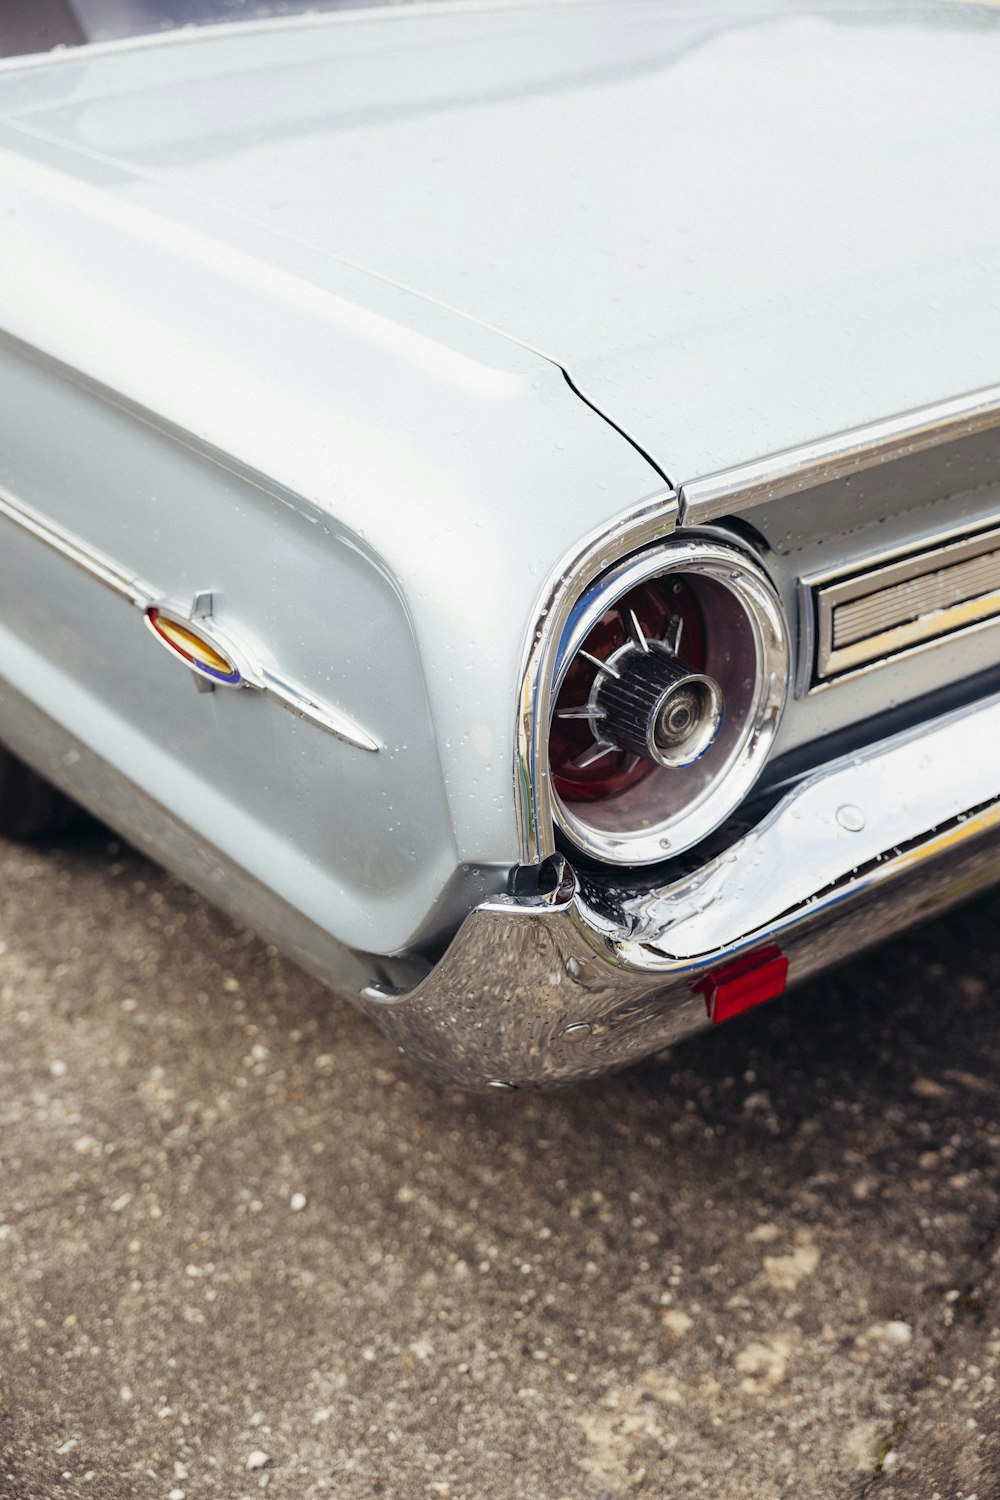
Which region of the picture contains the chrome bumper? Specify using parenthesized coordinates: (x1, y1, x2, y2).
(362, 691, 1000, 1087)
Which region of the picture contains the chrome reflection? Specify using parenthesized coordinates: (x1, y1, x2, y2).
(364, 688, 1000, 1087)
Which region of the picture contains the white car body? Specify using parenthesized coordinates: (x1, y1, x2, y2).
(2, 0, 1000, 1084)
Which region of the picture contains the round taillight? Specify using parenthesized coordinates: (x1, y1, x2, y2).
(549, 538, 788, 864)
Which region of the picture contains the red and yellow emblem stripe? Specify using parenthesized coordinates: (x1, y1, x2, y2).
(145, 608, 242, 686)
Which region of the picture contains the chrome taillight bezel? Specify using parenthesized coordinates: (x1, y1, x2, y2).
(549, 537, 789, 864)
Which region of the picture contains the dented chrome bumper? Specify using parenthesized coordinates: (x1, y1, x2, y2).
(362, 691, 1000, 1087)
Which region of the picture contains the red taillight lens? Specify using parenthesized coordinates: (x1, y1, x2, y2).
(550, 578, 706, 802)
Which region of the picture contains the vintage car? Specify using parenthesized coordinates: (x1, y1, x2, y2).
(2, 0, 1000, 1088)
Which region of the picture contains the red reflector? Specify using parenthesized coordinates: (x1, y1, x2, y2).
(693, 945, 789, 1024)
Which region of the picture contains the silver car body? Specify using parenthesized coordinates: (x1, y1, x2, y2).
(2, 0, 1000, 1084)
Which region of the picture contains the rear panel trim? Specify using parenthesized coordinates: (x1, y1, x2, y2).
(806, 520, 1000, 687)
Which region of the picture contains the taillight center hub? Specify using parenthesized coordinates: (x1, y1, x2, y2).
(593, 644, 724, 769)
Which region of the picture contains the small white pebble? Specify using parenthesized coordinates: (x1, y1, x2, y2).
(169, 1490, 186, 1499)
(50, 1059, 67, 1078)
(289, 1193, 307, 1213)
(119, 1386, 133, 1403)
(223, 977, 240, 993)
(885, 1321, 913, 1345)
(110, 1193, 133, 1214)
(247, 1450, 270, 1471)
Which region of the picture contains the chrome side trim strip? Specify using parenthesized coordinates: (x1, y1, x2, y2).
(0, 481, 379, 751)
(513, 488, 679, 865)
(678, 383, 1000, 522)
(258, 667, 380, 753)
(0, 484, 154, 606)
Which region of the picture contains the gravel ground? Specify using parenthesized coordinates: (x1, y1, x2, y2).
(1, 825, 999, 1500)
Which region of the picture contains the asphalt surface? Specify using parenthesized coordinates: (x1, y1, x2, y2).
(1, 825, 1000, 1500)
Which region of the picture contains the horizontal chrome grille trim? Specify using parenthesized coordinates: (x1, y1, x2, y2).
(832, 549, 1000, 648)
(808, 522, 1000, 684)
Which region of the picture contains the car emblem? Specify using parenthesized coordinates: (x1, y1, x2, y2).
(145, 606, 244, 686)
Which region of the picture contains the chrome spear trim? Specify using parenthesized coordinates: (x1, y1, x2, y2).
(0, 481, 379, 752)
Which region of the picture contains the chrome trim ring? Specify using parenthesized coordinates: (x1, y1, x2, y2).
(550, 539, 789, 865)
(513, 489, 680, 865)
